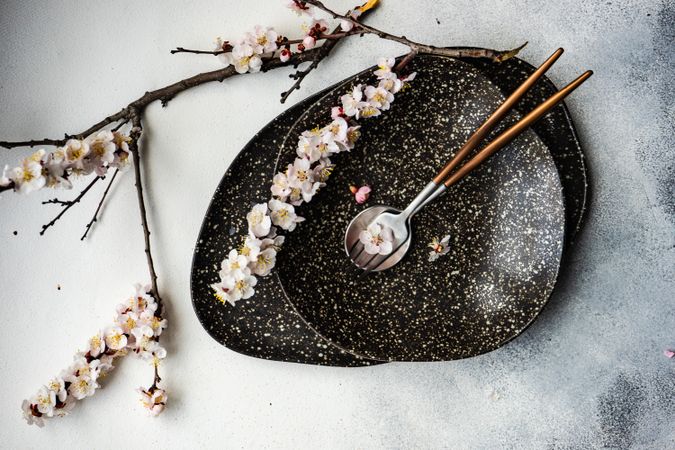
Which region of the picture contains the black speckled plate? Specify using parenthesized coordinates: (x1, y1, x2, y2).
(276, 54, 566, 361)
(191, 53, 587, 366)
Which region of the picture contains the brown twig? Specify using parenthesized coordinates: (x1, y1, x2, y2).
(394, 49, 418, 73)
(279, 24, 346, 104)
(80, 169, 119, 241)
(0, 46, 327, 150)
(304, 0, 527, 62)
(40, 176, 103, 235)
(170, 47, 226, 55)
(128, 109, 163, 313)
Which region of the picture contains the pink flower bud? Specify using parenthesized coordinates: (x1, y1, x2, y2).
(353, 185, 371, 204)
(302, 35, 316, 49)
(331, 106, 344, 119)
(280, 48, 291, 62)
(339, 19, 354, 32)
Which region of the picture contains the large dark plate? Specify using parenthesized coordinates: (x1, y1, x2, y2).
(276, 54, 566, 361)
(191, 53, 587, 366)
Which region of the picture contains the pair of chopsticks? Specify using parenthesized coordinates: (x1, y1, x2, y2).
(418, 48, 592, 208)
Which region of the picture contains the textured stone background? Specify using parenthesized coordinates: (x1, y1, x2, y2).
(0, 0, 672, 448)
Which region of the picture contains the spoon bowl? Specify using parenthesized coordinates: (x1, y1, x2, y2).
(344, 205, 413, 272)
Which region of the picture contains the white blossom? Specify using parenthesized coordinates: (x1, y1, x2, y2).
(340, 85, 368, 117)
(63, 139, 89, 171)
(365, 85, 394, 110)
(287, 158, 320, 204)
(251, 247, 278, 276)
(260, 227, 285, 250)
(248, 25, 278, 53)
(343, 126, 361, 150)
(34, 386, 56, 417)
(53, 397, 76, 417)
(374, 56, 396, 79)
(213, 268, 258, 306)
(98, 354, 115, 373)
(322, 117, 348, 144)
(271, 171, 292, 199)
(142, 311, 168, 337)
(358, 104, 381, 119)
(104, 326, 128, 350)
(214, 37, 232, 66)
(0, 165, 11, 187)
(339, 19, 354, 31)
(246, 202, 272, 237)
(239, 234, 262, 263)
(86, 130, 116, 176)
(139, 340, 167, 364)
(231, 41, 263, 74)
(88, 330, 106, 357)
(286, 0, 314, 16)
(46, 377, 67, 403)
(138, 387, 167, 416)
(66, 374, 98, 400)
(72, 354, 102, 381)
(428, 235, 451, 261)
(223, 269, 257, 302)
(296, 133, 334, 163)
(8, 150, 46, 194)
(268, 198, 304, 231)
(312, 158, 334, 183)
(220, 249, 249, 278)
(22, 284, 167, 425)
(302, 35, 316, 49)
(22, 400, 44, 427)
(359, 222, 394, 255)
(378, 74, 403, 94)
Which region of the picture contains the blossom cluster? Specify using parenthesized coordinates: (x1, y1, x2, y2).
(22, 284, 168, 427)
(212, 57, 415, 306)
(213, 1, 361, 74)
(0, 130, 132, 195)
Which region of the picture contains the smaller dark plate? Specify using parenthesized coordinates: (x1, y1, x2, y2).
(276, 55, 566, 361)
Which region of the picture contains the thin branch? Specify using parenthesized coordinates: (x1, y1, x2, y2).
(170, 30, 364, 56)
(80, 169, 119, 241)
(304, 0, 527, 62)
(112, 120, 129, 132)
(40, 176, 103, 235)
(42, 197, 72, 206)
(278, 6, 374, 104)
(280, 25, 344, 104)
(128, 109, 163, 314)
(394, 49, 418, 73)
(0, 113, 129, 149)
(170, 47, 226, 55)
(0, 46, 327, 150)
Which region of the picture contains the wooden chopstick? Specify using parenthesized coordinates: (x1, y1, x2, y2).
(443, 70, 593, 187)
(432, 48, 565, 185)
